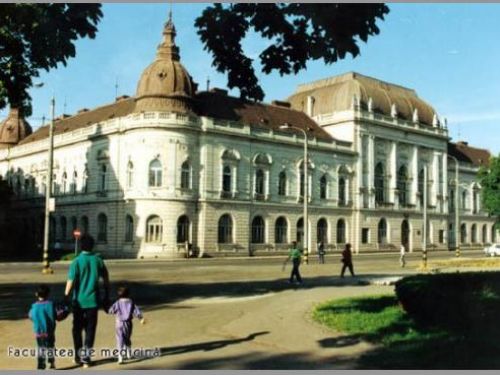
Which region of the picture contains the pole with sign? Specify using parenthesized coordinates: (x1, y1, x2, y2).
(73, 229, 81, 256)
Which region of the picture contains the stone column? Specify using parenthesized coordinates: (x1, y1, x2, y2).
(431, 152, 440, 207)
(356, 133, 364, 209)
(411, 146, 419, 205)
(442, 153, 448, 214)
(389, 141, 397, 206)
(367, 136, 375, 208)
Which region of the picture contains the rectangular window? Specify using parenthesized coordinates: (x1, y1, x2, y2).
(362, 228, 369, 244)
(439, 230, 445, 244)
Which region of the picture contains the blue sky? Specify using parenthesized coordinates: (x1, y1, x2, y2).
(7, 3, 500, 154)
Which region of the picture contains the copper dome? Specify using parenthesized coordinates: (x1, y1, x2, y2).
(0, 108, 32, 148)
(135, 15, 195, 114)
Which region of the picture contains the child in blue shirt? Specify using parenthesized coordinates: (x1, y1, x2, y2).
(29, 285, 58, 369)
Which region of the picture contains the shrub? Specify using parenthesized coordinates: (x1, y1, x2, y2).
(395, 272, 500, 333)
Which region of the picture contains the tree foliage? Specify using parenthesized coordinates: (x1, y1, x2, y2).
(0, 3, 102, 116)
(478, 154, 500, 224)
(195, 3, 390, 101)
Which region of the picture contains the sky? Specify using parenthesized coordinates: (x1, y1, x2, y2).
(6, 3, 500, 154)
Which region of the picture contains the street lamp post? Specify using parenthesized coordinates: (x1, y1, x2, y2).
(447, 155, 461, 257)
(42, 97, 55, 274)
(422, 164, 428, 269)
(280, 123, 310, 264)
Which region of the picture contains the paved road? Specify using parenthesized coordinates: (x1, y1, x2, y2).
(0, 249, 487, 370)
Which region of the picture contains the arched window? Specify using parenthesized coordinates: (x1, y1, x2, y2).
(146, 215, 162, 243)
(125, 215, 134, 242)
(61, 172, 67, 194)
(374, 162, 385, 204)
(471, 224, 477, 243)
(126, 162, 134, 189)
(492, 226, 497, 243)
(251, 216, 265, 243)
(297, 218, 304, 244)
(275, 217, 288, 244)
(449, 188, 455, 211)
(99, 165, 107, 192)
(299, 164, 305, 197)
(338, 177, 346, 205)
(378, 218, 387, 245)
(482, 224, 487, 244)
(71, 171, 77, 194)
(255, 169, 265, 195)
(82, 168, 88, 193)
(149, 159, 162, 187)
(473, 187, 479, 213)
(337, 219, 346, 244)
(41, 176, 47, 196)
(71, 216, 77, 233)
(397, 165, 408, 206)
(460, 223, 467, 244)
(52, 173, 57, 195)
(81, 216, 89, 235)
(317, 218, 328, 243)
(222, 165, 232, 192)
(181, 161, 191, 189)
(97, 213, 107, 242)
(177, 215, 190, 243)
(320, 175, 327, 200)
(278, 171, 287, 196)
(60, 216, 67, 241)
(218, 214, 233, 243)
(462, 190, 468, 210)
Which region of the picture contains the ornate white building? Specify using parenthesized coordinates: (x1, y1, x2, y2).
(0, 17, 496, 258)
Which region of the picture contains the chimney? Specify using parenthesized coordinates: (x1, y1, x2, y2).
(210, 88, 228, 96)
(77, 108, 89, 114)
(115, 95, 130, 102)
(271, 100, 291, 108)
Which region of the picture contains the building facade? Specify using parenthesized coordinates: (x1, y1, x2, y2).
(0, 17, 497, 258)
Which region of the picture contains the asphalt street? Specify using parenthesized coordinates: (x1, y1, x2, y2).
(0, 249, 487, 370)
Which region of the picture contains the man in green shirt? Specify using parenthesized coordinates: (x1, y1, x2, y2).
(284, 241, 303, 284)
(64, 234, 109, 367)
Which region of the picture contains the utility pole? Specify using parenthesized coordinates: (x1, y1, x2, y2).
(422, 164, 428, 269)
(42, 97, 55, 274)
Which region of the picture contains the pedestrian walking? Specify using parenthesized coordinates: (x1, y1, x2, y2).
(340, 243, 355, 277)
(317, 241, 326, 264)
(283, 241, 303, 284)
(108, 286, 145, 364)
(29, 285, 57, 370)
(64, 234, 110, 368)
(400, 244, 406, 268)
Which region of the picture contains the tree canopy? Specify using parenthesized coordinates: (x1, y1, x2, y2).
(195, 3, 390, 101)
(0, 3, 102, 116)
(478, 154, 500, 224)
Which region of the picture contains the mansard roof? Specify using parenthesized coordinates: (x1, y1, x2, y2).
(448, 141, 490, 167)
(288, 72, 438, 126)
(195, 90, 333, 141)
(18, 97, 135, 145)
(17, 91, 333, 146)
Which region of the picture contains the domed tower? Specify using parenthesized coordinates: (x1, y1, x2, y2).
(0, 108, 32, 149)
(135, 13, 196, 114)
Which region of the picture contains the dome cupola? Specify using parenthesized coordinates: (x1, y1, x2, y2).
(0, 108, 32, 149)
(135, 13, 196, 114)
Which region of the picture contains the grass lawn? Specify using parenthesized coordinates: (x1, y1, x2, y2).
(313, 293, 500, 369)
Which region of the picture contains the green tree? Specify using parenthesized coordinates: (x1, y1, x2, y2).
(0, 3, 102, 116)
(478, 154, 500, 224)
(195, 3, 390, 101)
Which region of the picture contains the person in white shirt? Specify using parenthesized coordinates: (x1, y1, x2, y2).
(400, 244, 406, 268)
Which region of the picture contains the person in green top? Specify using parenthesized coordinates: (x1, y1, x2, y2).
(64, 234, 110, 367)
(283, 241, 303, 284)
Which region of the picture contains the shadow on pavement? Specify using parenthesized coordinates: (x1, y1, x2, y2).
(0, 274, 388, 321)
